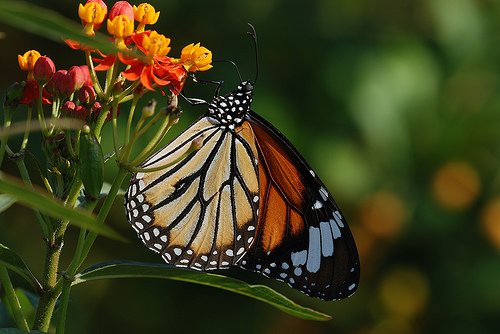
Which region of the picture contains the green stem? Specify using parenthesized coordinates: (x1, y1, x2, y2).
(37, 85, 48, 136)
(85, 51, 104, 99)
(129, 116, 173, 166)
(111, 99, 120, 157)
(14, 158, 51, 237)
(124, 95, 139, 146)
(0, 267, 30, 332)
(118, 81, 140, 102)
(20, 106, 32, 151)
(55, 279, 71, 334)
(77, 168, 128, 269)
(0, 106, 12, 169)
(93, 104, 111, 139)
(32, 179, 83, 332)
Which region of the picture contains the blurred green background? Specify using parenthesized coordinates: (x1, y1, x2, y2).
(2, 0, 500, 333)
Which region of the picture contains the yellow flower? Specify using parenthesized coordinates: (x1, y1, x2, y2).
(18, 50, 41, 80)
(141, 31, 171, 60)
(107, 14, 135, 49)
(175, 43, 213, 72)
(134, 3, 160, 32)
(78, 1, 107, 36)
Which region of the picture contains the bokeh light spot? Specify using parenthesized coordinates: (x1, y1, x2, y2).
(432, 161, 480, 210)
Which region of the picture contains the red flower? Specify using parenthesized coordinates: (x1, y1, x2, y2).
(119, 30, 186, 92)
(20, 80, 52, 105)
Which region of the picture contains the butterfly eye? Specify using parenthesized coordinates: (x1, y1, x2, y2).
(245, 82, 253, 91)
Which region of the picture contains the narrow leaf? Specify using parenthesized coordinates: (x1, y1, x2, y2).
(0, 1, 141, 59)
(0, 173, 125, 241)
(0, 194, 16, 213)
(0, 244, 41, 291)
(74, 261, 331, 321)
(0, 1, 117, 55)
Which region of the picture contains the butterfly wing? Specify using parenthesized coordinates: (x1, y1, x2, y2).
(125, 117, 260, 270)
(239, 111, 360, 300)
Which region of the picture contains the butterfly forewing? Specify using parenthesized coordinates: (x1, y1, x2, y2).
(238, 112, 360, 300)
(125, 117, 260, 270)
(125, 80, 360, 301)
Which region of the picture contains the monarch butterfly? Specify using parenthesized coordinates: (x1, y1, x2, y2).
(124, 79, 360, 300)
(124, 30, 359, 301)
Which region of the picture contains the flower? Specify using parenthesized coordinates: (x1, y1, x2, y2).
(119, 31, 181, 91)
(18, 50, 41, 80)
(19, 80, 52, 106)
(79, 65, 93, 86)
(33, 56, 56, 85)
(78, 85, 97, 106)
(62, 101, 89, 120)
(107, 14, 135, 49)
(68, 66, 85, 91)
(109, 1, 134, 20)
(174, 43, 213, 72)
(134, 3, 160, 32)
(78, 0, 108, 36)
(46, 69, 83, 99)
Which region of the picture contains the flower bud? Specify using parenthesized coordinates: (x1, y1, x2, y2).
(78, 85, 97, 106)
(142, 99, 156, 118)
(91, 101, 103, 116)
(79, 65, 93, 86)
(109, 1, 134, 20)
(46, 70, 72, 98)
(62, 100, 77, 116)
(33, 56, 56, 85)
(68, 66, 85, 91)
(75, 105, 90, 120)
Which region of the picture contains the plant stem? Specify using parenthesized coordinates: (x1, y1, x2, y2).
(32, 179, 83, 332)
(76, 168, 128, 269)
(85, 51, 104, 99)
(54, 169, 128, 333)
(0, 267, 30, 332)
(14, 158, 51, 238)
(0, 106, 12, 169)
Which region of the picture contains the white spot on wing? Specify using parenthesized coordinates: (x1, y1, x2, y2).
(306, 227, 321, 273)
(320, 221, 334, 257)
(291, 250, 307, 267)
(313, 200, 323, 210)
(329, 219, 341, 239)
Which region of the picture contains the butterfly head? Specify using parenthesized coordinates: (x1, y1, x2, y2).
(207, 81, 254, 127)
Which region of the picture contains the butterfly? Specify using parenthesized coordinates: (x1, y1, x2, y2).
(124, 80, 360, 301)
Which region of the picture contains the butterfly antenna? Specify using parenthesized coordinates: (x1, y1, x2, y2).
(213, 59, 243, 83)
(247, 23, 259, 85)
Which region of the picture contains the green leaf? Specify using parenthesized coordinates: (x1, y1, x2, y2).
(0, 243, 41, 291)
(0, 194, 16, 213)
(0, 1, 141, 59)
(0, 1, 117, 55)
(0, 173, 125, 241)
(74, 261, 331, 321)
(76, 182, 126, 208)
(14, 289, 37, 327)
(0, 330, 45, 334)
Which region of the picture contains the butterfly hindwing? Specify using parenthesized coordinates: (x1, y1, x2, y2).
(238, 111, 360, 300)
(125, 117, 260, 270)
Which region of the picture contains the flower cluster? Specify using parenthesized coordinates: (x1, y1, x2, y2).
(8, 1, 214, 181)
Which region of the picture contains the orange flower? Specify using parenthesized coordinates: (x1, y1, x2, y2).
(78, 0, 108, 36)
(18, 50, 41, 80)
(107, 14, 135, 49)
(120, 31, 185, 91)
(134, 3, 160, 32)
(174, 43, 213, 72)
